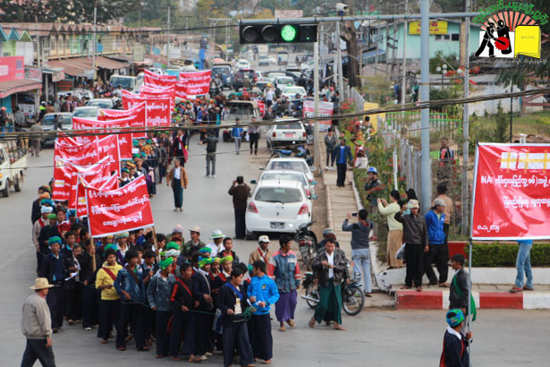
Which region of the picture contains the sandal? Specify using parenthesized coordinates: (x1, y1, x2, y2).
(308, 318, 315, 328)
(333, 324, 346, 331)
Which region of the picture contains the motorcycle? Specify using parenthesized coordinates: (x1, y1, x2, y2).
(295, 222, 317, 269)
(301, 269, 365, 316)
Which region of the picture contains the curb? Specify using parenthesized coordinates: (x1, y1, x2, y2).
(395, 290, 550, 310)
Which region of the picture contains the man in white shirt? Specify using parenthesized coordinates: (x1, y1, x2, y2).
(206, 229, 225, 257)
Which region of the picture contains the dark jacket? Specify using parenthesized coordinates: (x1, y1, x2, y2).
(31, 199, 42, 224)
(449, 268, 470, 310)
(77, 251, 96, 284)
(147, 272, 175, 312)
(114, 266, 146, 304)
(228, 183, 251, 211)
(170, 277, 194, 312)
(311, 249, 348, 286)
(440, 329, 470, 367)
(342, 219, 372, 250)
(333, 145, 352, 165)
(205, 135, 218, 153)
(192, 270, 213, 311)
(218, 282, 248, 327)
(39, 253, 65, 285)
(38, 225, 61, 252)
(395, 212, 428, 246)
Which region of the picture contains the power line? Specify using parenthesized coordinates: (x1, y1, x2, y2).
(1, 86, 548, 141)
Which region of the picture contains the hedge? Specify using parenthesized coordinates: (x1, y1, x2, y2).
(466, 243, 550, 267)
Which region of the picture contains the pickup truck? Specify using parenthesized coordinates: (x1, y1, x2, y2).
(0, 139, 28, 197)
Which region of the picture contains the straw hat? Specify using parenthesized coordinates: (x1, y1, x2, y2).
(30, 278, 53, 290)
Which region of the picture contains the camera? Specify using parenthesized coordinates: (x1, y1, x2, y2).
(351, 212, 358, 217)
(336, 3, 349, 16)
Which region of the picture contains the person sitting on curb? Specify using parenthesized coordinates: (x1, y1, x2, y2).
(510, 240, 534, 293)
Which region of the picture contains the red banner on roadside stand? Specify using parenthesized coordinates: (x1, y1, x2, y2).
(471, 143, 550, 240)
(85, 175, 154, 237)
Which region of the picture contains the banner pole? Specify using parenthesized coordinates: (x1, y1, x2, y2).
(90, 236, 97, 273)
(467, 237, 473, 367)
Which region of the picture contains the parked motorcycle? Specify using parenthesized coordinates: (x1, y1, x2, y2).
(295, 222, 317, 269)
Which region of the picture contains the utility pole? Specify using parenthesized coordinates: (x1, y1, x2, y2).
(93, 0, 97, 83)
(509, 84, 513, 142)
(335, 20, 344, 98)
(314, 38, 321, 174)
(401, 0, 408, 107)
(420, 0, 431, 212)
(166, 2, 171, 65)
(461, 0, 471, 235)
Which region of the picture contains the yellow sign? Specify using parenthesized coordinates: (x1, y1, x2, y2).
(409, 21, 448, 35)
(514, 25, 541, 59)
(363, 102, 385, 133)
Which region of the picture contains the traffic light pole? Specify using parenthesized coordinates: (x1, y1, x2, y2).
(420, 0, 431, 213)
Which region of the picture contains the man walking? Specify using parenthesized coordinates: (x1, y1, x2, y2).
(309, 239, 347, 331)
(21, 278, 56, 367)
(205, 131, 218, 177)
(425, 199, 449, 287)
(248, 117, 260, 155)
(324, 128, 337, 167)
(228, 176, 250, 239)
(232, 118, 243, 154)
(342, 209, 373, 296)
(333, 138, 352, 187)
(395, 200, 428, 291)
(511, 240, 534, 293)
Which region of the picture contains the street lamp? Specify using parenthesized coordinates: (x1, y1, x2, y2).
(436, 64, 447, 88)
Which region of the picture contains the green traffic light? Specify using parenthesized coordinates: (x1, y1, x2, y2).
(280, 24, 297, 42)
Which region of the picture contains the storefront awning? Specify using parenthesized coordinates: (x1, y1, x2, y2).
(0, 79, 42, 98)
(47, 58, 95, 78)
(95, 56, 129, 70)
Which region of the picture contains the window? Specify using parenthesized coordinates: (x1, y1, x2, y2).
(255, 187, 302, 203)
(443, 34, 450, 40)
(435, 35, 442, 40)
(451, 33, 460, 41)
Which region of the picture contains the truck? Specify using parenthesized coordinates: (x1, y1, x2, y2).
(0, 138, 28, 197)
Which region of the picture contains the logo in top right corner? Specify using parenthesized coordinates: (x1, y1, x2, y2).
(474, 1, 547, 59)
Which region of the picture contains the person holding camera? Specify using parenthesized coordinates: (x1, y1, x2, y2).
(228, 176, 251, 239)
(342, 209, 373, 296)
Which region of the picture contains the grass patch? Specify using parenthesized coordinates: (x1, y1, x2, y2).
(471, 110, 550, 139)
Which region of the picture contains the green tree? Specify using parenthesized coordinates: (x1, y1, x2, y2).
(494, 103, 508, 142)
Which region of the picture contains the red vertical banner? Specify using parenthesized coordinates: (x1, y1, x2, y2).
(145, 96, 171, 127)
(471, 143, 550, 240)
(96, 135, 121, 176)
(85, 176, 154, 237)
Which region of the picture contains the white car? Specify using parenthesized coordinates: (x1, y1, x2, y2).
(275, 76, 294, 87)
(280, 85, 307, 101)
(87, 98, 114, 109)
(236, 59, 251, 69)
(73, 106, 99, 119)
(266, 119, 307, 149)
(264, 157, 314, 183)
(245, 180, 312, 235)
(257, 170, 317, 199)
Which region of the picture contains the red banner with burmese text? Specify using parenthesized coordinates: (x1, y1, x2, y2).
(179, 70, 211, 95)
(472, 143, 550, 240)
(85, 175, 154, 237)
(76, 173, 119, 218)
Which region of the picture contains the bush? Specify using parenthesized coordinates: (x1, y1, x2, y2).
(466, 243, 550, 267)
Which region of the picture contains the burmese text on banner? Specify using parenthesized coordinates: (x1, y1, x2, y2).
(86, 175, 154, 237)
(471, 143, 550, 240)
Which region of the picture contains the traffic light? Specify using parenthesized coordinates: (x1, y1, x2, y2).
(239, 22, 318, 44)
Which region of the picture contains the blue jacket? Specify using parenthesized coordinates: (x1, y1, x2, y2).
(248, 275, 280, 315)
(333, 145, 352, 165)
(425, 210, 446, 245)
(232, 126, 243, 138)
(146, 271, 175, 312)
(114, 266, 146, 304)
(270, 250, 300, 293)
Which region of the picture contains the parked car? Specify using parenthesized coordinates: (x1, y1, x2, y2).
(41, 113, 73, 147)
(266, 118, 307, 149)
(256, 170, 317, 199)
(73, 106, 99, 120)
(264, 157, 314, 182)
(87, 98, 114, 109)
(280, 85, 307, 101)
(0, 139, 27, 197)
(245, 179, 312, 236)
(236, 58, 251, 69)
(258, 55, 270, 66)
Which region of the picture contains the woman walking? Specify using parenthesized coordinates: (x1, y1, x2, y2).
(167, 159, 188, 212)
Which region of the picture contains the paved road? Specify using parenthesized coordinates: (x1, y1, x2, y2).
(1, 136, 549, 366)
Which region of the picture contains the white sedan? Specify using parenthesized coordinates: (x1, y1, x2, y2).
(257, 170, 317, 199)
(264, 157, 314, 183)
(245, 180, 312, 236)
(236, 59, 251, 69)
(280, 85, 307, 101)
